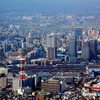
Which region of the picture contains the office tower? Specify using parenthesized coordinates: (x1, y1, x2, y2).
(26, 32, 33, 43)
(75, 28, 82, 39)
(89, 39, 97, 60)
(81, 39, 97, 61)
(3, 42, 7, 52)
(13, 76, 35, 91)
(41, 79, 61, 93)
(77, 39, 82, 51)
(0, 45, 5, 60)
(18, 37, 26, 49)
(75, 28, 82, 52)
(81, 40, 90, 61)
(67, 34, 77, 63)
(3, 42, 12, 52)
(21, 39, 26, 49)
(21, 42, 25, 49)
(46, 33, 57, 60)
(13, 78, 21, 91)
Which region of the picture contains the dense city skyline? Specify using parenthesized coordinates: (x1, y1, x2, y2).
(0, 0, 100, 99)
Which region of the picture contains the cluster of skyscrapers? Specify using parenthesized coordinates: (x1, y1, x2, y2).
(46, 28, 99, 63)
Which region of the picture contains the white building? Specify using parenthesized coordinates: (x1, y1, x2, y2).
(46, 33, 57, 60)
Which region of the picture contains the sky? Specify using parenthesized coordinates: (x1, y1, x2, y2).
(0, 0, 99, 7)
(0, 0, 100, 15)
(0, 0, 100, 5)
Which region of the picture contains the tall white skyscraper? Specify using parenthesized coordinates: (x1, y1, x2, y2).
(46, 33, 57, 60)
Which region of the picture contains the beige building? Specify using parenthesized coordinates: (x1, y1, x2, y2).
(0, 68, 8, 75)
(41, 79, 61, 93)
(0, 77, 7, 88)
(13, 78, 21, 91)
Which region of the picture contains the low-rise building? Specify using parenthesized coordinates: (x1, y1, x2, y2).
(41, 78, 65, 93)
(0, 75, 7, 88)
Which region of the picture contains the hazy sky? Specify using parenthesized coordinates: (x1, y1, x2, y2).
(0, 0, 100, 15)
(0, 0, 99, 6)
(0, 0, 100, 4)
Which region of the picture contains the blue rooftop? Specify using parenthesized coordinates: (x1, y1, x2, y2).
(38, 72, 51, 76)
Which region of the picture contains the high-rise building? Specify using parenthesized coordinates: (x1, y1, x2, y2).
(26, 32, 33, 43)
(67, 34, 77, 63)
(89, 39, 97, 60)
(13, 76, 35, 91)
(46, 33, 57, 60)
(75, 28, 82, 39)
(0, 45, 5, 60)
(21, 38, 26, 49)
(81, 39, 97, 61)
(81, 40, 90, 61)
(75, 28, 82, 52)
(3, 42, 12, 52)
